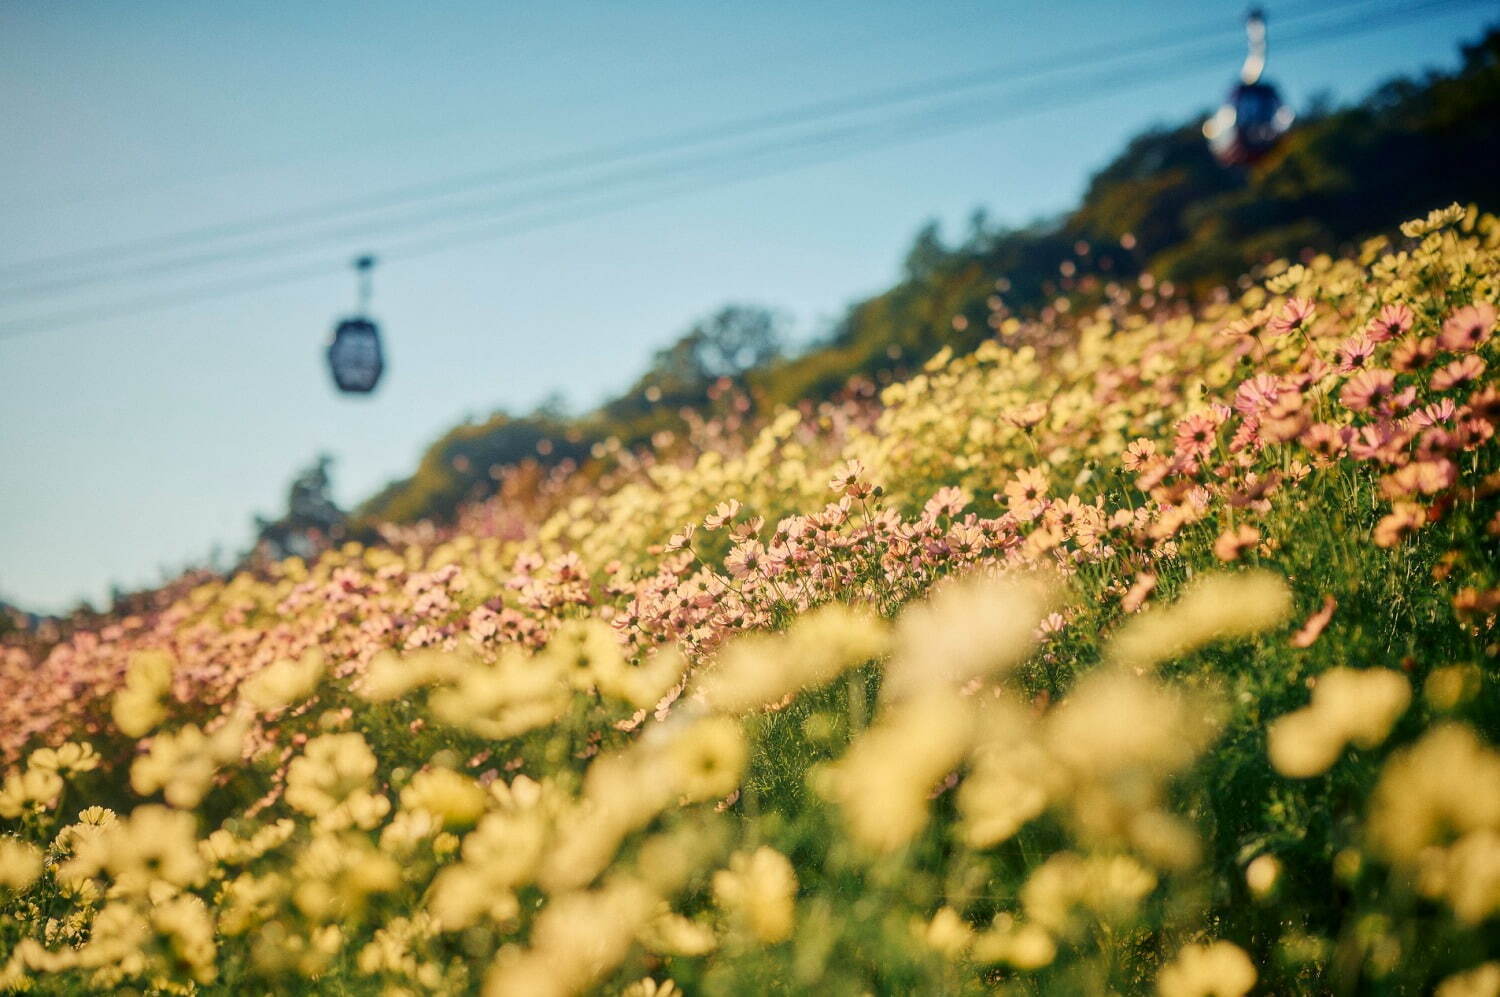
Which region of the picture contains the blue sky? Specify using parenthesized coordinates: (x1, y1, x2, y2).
(1, 0, 1494, 613)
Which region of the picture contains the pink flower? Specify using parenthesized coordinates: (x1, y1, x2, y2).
(1213, 524, 1261, 561)
(1373, 502, 1427, 548)
(923, 486, 970, 520)
(1468, 385, 1500, 422)
(1121, 573, 1157, 613)
(1220, 304, 1276, 340)
(1289, 595, 1337, 648)
(1234, 374, 1283, 417)
(467, 606, 500, 640)
(1339, 368, 1397, 412)
(1430, 355, 1485, 393)
(828, 459, 868, 494)
(1046, 494, 1095, 535)
(1367, 302, 1414, 342)
(1033, 612, 1066, 640)
(1333, 334, 1376, 374)
(724, 541, 767, 579)
(1438, 303, 1495, 352)
(1381, 459, 1456, 499)
(1121, 438, 1157, 471)
(1004, 401, 1048, 429)
(1349, 422, 1408, 464)
(1229, 417, 1264, 454)
(1002, 468, 1049, 521)
(703, 500, 742, 531)
(1408, 399, 1457, 428)
(665, 525, 697, 552)
(1173, 412, 1219, 459)
(1392, 336, 1437, 372)
(1268, 297, 1315, 337)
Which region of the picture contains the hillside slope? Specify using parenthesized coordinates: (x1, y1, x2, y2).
(353, 29, 1500, 531)
(2, 203, 1498, 994)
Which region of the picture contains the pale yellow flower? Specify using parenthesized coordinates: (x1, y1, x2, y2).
(285, 732, 378, 818)
(1435, 962, 1500, 997)
(1156, 940, 1257, 997)
(242, 648, 326, 711)
(1268, 668, 1410, 778)
(400, 768, 488, 829)
(621, 978, 681, 997)
(0, 767, 63, 818)
(27, 741, 100, 775)
(814, 689, 975, 852)
(60, 804, 205, 897)
(665, 715, 747, 803)
(884, 572, 1052, 701)
(0, 836, 43, 893)
(713, 846, 798, 944)
(1109, 570, 1292, 672)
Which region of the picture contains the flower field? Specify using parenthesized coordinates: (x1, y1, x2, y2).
(3, 204, 1499, 995)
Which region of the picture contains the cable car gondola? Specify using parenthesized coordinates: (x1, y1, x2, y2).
(327, 255, 385, 394)
(1203, 8, 1295, 166)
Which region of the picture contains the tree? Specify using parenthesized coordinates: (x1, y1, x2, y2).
(252, 454, 346, 563)
(650, 304, 785, 386)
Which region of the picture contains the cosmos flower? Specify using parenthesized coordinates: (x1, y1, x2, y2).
(1267, 297, 1316, 338)
(1438, 303, 1495, 352)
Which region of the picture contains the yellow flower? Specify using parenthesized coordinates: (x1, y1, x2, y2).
(27, 741, 100, 775)
(111, 650, 177, 737)
(1435, 962, 1500, 997)
(242, 648, 326, 711)
(151, 893, 219, 984)
(292, 832, 400, 923)
(639, 904, 718, 956)
(0, 836, 43, 893)
(713, 847, 798, 944)
(621, 978, 681, 997)
(112, 684, 165, 739)
(1425, 664, 1482, 711)
(1420, 828, 1500, 924)
(884, 572, 1052, 701)
(1245, 854, 1281, 899)
(695, 604, 889, 714)
(1021, 852, 1156, 936)
(1109, 570, 1293, 672)
(958, 701, 1050, 848)
(400, 768, 488, 829)
(1367, 724, 1500, 866)
(970, 914, 1056, 969)
(285, 732, 379, 818)
(1267, 667, 1410, 778)
(665, 715, 747, 803)
(613, 645, 688, 711)
(483, 878, 655, 997)
(917, 906, 974, 958)
(60, 804, 205, 896)
(1156, 941, 1257, 997)
(130, 720, 244, 808)
(427, 648, 570, 740)
(0, 767, 63, 818)
(544, 618, 627, 695)
(814, 690, 975, 852)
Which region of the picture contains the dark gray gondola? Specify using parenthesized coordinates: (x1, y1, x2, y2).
(327, 255, 384, 394)
(1203, 8, 1294, 166)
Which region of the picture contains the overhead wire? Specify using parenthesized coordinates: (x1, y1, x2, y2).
(0, 0, 1415, 293)
(0, 0, 1483, 342)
